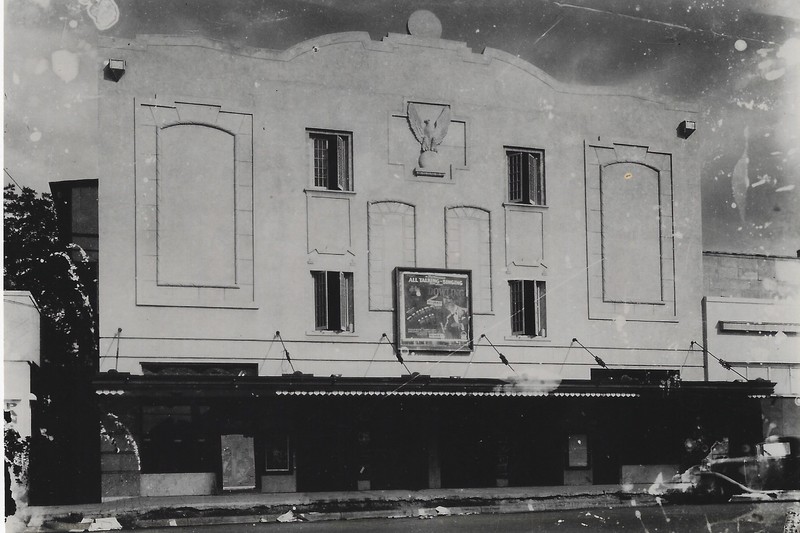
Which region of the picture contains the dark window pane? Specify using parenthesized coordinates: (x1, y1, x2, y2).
(313, 271, 328, 330)
(313, 136, 329, 188)
(510, 280, 547, 337)
(507, 149, 545, 205)
(510, 280, 524, 335)
(326, 271, 342, 330)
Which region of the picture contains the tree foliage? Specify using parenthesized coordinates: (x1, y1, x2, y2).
(4, 184, 97, 370)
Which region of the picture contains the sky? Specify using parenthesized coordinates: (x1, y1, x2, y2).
(4, 0, 799, 256)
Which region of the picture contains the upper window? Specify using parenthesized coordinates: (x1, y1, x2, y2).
(312, 271, 355, 332)
(509, 280, 547, 337)
(309, 130, 353, 191)
(507, 149, 545, 205)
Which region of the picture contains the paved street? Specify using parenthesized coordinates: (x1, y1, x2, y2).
(138, 502, 796, 532)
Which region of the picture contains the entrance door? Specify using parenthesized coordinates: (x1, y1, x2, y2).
(221, 434, 256, 490)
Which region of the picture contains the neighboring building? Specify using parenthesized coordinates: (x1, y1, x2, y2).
(3, 291, 41, 439)
(702, 251, 800, 438)
(93, 11, 772, 500)
(50, 179, 100, 321)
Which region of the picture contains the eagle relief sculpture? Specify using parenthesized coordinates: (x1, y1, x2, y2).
(408, 103, 451, 176)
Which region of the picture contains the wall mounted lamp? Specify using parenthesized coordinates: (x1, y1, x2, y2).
(104, 59, 126, 82)
(677, 120, 696, 139)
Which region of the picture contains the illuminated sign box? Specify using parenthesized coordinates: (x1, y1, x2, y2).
(395, 268, 473, 353)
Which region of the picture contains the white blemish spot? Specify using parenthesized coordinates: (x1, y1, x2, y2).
(614, 315, 627, 331)
(13, 72, 20, 85)
(30, 130, 42, 142)
(777, 37, 800, 66)
(731, 202, 737, 209)
(69, 19, 78, 28)
(33, 58, 49, 75)
(776, 184, 795, 192)
(52, 49, 79, 83)
(81, 0, 120, 31)
(764, 68, 785, 81)
(734, 39, 747, 51)
(64, 149, 69, 154)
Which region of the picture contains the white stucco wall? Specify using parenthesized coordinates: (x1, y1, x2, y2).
(96, 19, 703, 382)
(4, 291, 41, 437)
(703, 296, 800, 395)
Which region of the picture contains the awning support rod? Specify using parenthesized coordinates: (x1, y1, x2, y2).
(691, 340, 748, 381)
(479, 334, 516, 373)
(113, 328, 122, 371)
(572, 338, 608, 368)
(275, 331, 295, 373)
(381, 333, 411, 375)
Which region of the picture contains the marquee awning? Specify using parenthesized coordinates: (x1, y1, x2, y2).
(93, 371, 775, 400)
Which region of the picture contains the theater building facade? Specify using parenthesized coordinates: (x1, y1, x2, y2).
(94, 11, 773, 500)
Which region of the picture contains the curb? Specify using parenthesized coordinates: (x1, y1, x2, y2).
(22, 493, 659, 531)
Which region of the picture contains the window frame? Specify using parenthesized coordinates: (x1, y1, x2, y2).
(264, 433, 293, 473)
(312, 270, 355, 332)
(506, 147, 545, 206)
(140, 404, 215, 474)
(566, 433, 591, 469)
(509, 279, 547, 337)
(308, 129, 353, 192)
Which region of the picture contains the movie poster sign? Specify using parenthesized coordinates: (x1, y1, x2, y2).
(396, 268, 472, 353)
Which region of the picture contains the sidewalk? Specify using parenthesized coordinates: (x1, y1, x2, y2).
(17, 485, 659, 531)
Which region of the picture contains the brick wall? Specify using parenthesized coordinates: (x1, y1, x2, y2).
(704, 252, 800, 300)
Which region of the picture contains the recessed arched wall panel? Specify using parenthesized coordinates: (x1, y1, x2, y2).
(585, 142, 675, 322)
(368, 201, 416, 310)
(445, 207, 492, 313)
(135, 98, 254, 308)
(157, 124, 236, 287)
(600, 162, 662, 304)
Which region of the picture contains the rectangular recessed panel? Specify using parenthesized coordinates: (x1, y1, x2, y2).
(600, 162, 662, 303)
(307, 195, 351, 255)
(157, 124, 236, 287)
(505, 208, 543, 267)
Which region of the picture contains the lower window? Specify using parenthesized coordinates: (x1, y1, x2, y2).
(312, 271, 355, 332)
(140, 405, 215, 474)
(509, 280, 546, 337)
(264, 431, 292, 473)
(567, 434, 590, 468)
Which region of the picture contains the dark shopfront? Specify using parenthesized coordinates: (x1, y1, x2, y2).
(94, 371, 774, 500)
